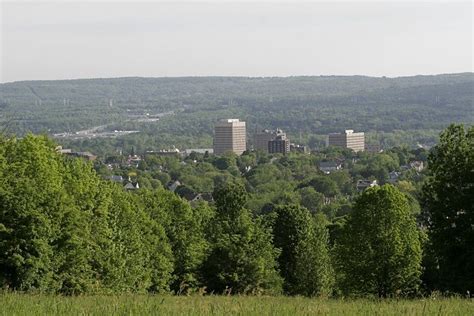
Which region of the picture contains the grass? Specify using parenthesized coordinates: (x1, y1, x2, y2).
(0, 293, 473, 315)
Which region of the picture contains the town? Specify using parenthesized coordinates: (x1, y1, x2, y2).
(56, 119, 426, 214)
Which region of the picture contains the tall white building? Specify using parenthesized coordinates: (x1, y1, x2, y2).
(213, 119, 247, 155)
(327, 129, 365, 152)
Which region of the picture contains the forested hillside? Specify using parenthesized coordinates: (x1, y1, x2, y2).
(1, 74, 472, 152)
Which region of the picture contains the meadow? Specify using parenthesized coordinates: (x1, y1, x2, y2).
(0, 293, 473, 316)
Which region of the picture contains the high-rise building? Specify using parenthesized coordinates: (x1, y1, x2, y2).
(268, 134, 290, 154)
(213, 119, 246, 155)
(327, 130, 365, 152)
(254, 128, 287, 152)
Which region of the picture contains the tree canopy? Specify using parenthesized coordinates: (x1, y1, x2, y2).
(334, 185, 423, 297)
(421, 124, 474, 293)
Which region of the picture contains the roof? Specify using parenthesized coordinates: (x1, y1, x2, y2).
(106, 175, 123, 182)
(124, 182, 139, 190)
(167, 180, 181, 192)
(319, 161, 342, 168)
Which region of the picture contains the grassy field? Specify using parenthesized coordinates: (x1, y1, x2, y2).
(0, 293, 473, 316)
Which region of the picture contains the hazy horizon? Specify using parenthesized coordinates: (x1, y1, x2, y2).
(1, 1, 472, 83)
(2, 72, 474, 85)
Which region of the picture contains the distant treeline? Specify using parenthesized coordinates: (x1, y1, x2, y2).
(0, 124, 472, 296)
(0, 74, 472, 151)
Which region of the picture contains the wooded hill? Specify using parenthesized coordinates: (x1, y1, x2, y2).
(1, 73, 472, 150)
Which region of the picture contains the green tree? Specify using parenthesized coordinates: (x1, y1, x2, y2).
(203, 183, 282, 294)
(421, 124, 474, 293)
(213, 154, 237, 171)
(0, 135, 65, 291)
(297, 187, 324, 213)
(138, 189, 212, 293)
(273, 205, 334, 296)
(56, 157, 103, 294)
(299, 176, 339, 197)
(98, 188, 172, 293)
(0, 135, 175, 294)
(334, 185, 422, 297)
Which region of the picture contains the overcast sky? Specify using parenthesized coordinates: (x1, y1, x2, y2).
(0, 1, 472, 83)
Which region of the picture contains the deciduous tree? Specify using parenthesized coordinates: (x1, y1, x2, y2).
(421, 124, 474, 293)
(334, 185, 422, 297)
(273, 204, 334, 296)
(203, 183, 282, 294)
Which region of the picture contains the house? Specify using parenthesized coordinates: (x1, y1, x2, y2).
(189, 192, 214, 204)
(105, 175, 124, 183)
(187, 192, 214, 204)
(401, 161, 425, 172)
(146, 148, 182, 157)
(318, 161, 343, 174)
(290, 144, 309, 154)
(410, 161, 425, 172)
(127, 155, 142, 167)
(176, 188, 214, 204)
(74, 152, 97, 161)
(365, 143, 382, 153)
(184, 148, 213, 156)
(57, 146, 97, 161)
(356, 179, 378, 191)
(56, 146, 72, 154)
(124, 182, 139, 190)
(167, 180, 181, 192)
(387, 171, 401, 184)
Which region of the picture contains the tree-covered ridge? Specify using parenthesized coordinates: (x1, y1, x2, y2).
(0, 74, 472, 151)
(0, 124, 472, 296)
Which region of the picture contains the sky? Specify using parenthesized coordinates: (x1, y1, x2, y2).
(0, 1, 472, 83)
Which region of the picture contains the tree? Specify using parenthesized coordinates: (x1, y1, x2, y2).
(334, 185, 422, 297)
(299, 176, 339, 197)
(297, 187, 324, 213)
(328, 171, 354, 195)
(138, 189, 212, 293)
(96, 187, 174, 293)
(213, 154, 237, 171)
(203, 183, 282, 294)
(421, 124, 474, 293)
(0, 135, 175, 294)
(352, 154, 399, 183)
(0, 135, 65, 292)
(272, 205, 334, 296)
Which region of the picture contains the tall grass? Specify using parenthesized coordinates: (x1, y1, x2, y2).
(0, 293, 472, 315)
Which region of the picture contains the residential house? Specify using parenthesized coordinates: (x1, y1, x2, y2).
(57, 146, 97, 161)
(356, 179, 378, 191)
(127, 155, 142, 167)
(105, 175, 124, 183)
(167, 180, 181, 192)
(410, 161, 425, 172)
(387, 171, 401, 184)
(124, 182, 139, 190)
(319, 161, 343, 174)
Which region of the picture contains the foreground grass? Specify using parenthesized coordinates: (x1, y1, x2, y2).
(0, 293, 473, 315)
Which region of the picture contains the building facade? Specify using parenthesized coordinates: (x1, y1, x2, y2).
(268, 134, 290, 154)
(254, 128, 288, 153)
(213, 119, 247, 155)
(327, 130, 365, 152)
(290, 144, 309, 154)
